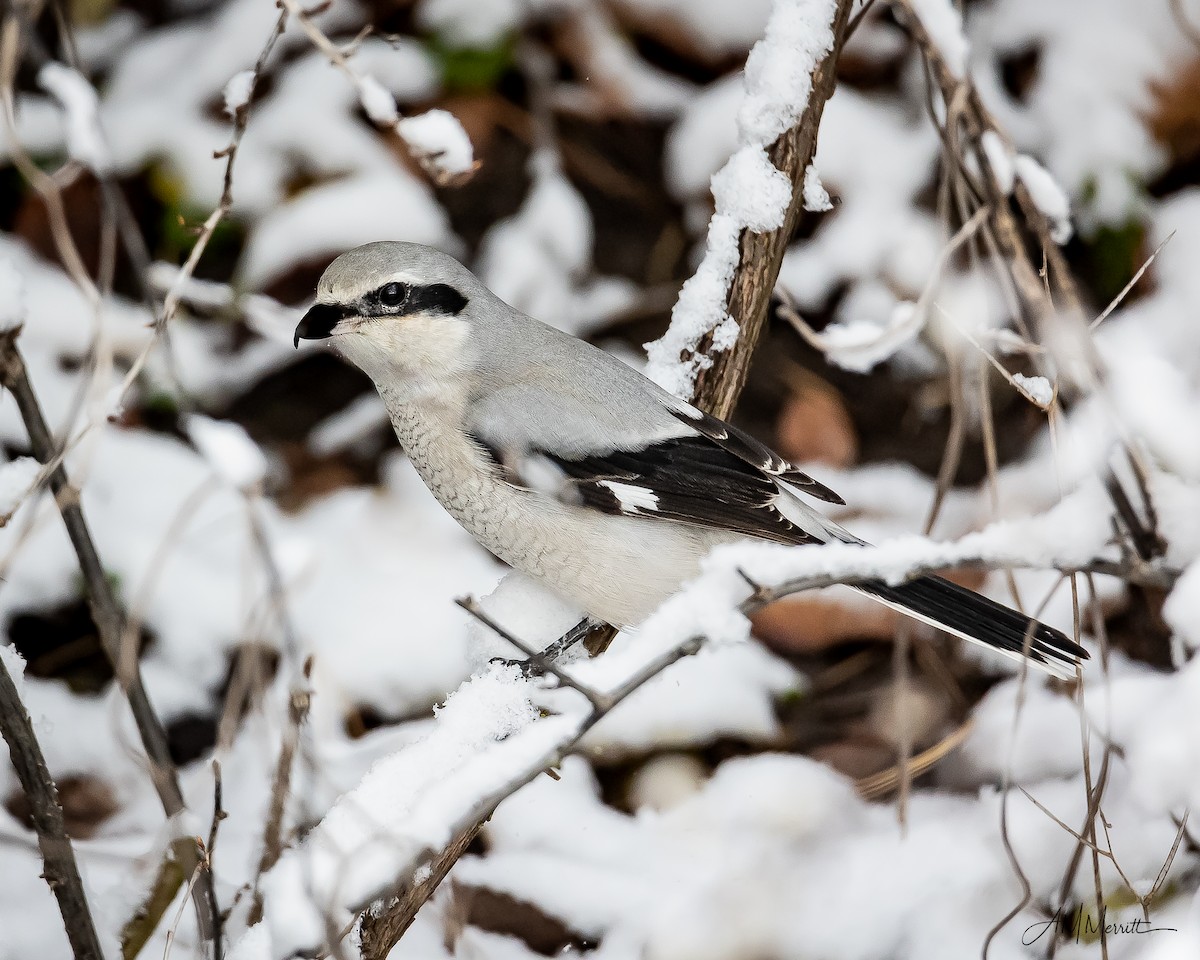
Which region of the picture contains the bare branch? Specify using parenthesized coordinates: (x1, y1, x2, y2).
(0, 651, 106, 960)
(250, 658, 314, 923)
(0, 333, 222, 958)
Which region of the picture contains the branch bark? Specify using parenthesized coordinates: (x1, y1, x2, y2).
(689, 0, 857, 419)
(0, 333, 222, 959)
(0, 652, 105, 960)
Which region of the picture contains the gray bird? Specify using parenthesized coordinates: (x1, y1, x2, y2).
(294, 241, 1087, 678)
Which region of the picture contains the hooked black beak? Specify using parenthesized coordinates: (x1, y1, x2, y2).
(294, 303, 347, 348)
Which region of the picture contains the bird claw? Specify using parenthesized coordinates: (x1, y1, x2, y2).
(488, 656, 544, 679)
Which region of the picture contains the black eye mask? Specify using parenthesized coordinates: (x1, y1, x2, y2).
(294, 282, 470, 346)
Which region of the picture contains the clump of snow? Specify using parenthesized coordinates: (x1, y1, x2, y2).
(0, 457, 41, 524)
(736, 0, 837, 145)
(357, 75, 399, 125)
(37, 62, 110, 173)
(709, 146, 791, 231)
(612, 0, 777, 60)
(477, 151, 636, 336)
(664, 73, 745, 202)
(222, 69, 256, 116)
(645, 0, 838, 398)
(258, 665, 565, 955)
(801, 163, 832, 211)
(802, 299, 924, 373)
(184, 414, 268, 491)
(1164, 560, 1200, 651)
(979, 130, 1014, 193)
(0, 258, 26, 331)
(697, 477, 1114, 641)
(238, 171, 456, 289)
(416, 0, 531, 47)
(0, 642, 27, 693)
(1012, 372, 1054, 407)
(1014, 154, 1073, 243)
(397, 109, 476, 178)
(908, 0, 970, 77)
(778, 88, 941, 310)
(465, 571, 587, 667)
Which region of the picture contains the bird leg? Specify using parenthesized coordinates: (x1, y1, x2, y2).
(538, 616, 609, 661)
(490, 616, 609, 677)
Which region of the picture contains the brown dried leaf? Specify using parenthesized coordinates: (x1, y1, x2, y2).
(774, 381, 858, 468)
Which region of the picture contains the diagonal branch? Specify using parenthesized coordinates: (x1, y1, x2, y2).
(0, 333, 222, 959)
(0, 651, 105, 960)
(689, 0, 857, 418)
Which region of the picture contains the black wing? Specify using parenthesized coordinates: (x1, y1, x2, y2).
(666, 403, 845, 504)
(473, 431, 824, 546)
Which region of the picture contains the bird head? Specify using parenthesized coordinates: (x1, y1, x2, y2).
(294, 241, 481, 386)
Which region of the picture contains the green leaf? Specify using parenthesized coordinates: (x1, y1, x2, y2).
(426, 33, 515, 93)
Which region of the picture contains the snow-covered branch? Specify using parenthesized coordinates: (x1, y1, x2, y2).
(645, 0, 857, 417)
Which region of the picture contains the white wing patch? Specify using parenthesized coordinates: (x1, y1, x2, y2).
(600, 480, 660, 512)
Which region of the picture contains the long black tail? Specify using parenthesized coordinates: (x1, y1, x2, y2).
(859, 575, 1089, 679)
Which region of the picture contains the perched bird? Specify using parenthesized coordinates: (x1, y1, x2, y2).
(295, 241, 1088, 678)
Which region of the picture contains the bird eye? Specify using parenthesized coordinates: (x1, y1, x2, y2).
(379, 282, 408, 307)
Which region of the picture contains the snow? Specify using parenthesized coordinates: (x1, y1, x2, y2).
(969, 0, 1185, 227)
(980, 130, 1015, 193)
(800, 299, 925, 373)
(357, 75, 399, 125)
(238, 171, 456, 289)
(710, 146, 792, 232)
(306, 393, 390, 458)
(257, 666, 565, 955)
(1164, 560, 1200, 651)
(1012, 372, 1054, 407)
(184, 414, 268, 491)
(802, 163, 833, 212)
(645, 0, 838, 397)
(0, 457, 41, 523)
(0, 258, 26, 331)
(396, 109, 476, 178)
(222, 69, 256, 116)
(771, 480, 1107, 578)
(1014, 154, 1074, 244)
(776, 87, 941, 310)
(908, 0, 970, 78)
(0, 642, 27, 693)
(552, 5, 695, 119)
(37, 63, 110, 173)
(612, 0, 777, 59)
(477, 152, 636, 337)
(664, 74, 745, 202)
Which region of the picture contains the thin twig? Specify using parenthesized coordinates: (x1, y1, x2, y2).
(1089, 230, 1174, 331)
(0, 650, 106, 960)
(108, 7, 288, 422)
(250, 658, 314, 924)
